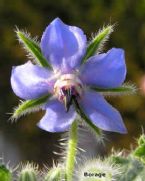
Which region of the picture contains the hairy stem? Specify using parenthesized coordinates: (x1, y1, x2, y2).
(66, 120, 78, 181)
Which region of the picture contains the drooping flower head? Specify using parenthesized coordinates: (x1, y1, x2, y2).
(11, 18, 128, 134)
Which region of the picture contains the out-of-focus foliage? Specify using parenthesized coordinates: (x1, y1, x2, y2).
(1, 0, 145, 166)
(1, 134, 145, 181)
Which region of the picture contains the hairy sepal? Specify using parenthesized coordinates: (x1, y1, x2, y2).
(91, 83, 136, 97)
(11, 94, 51, 122)
(16, 29, 52, 69)
(82, 24, 114, 63)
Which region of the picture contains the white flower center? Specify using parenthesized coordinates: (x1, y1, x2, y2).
(54, 74, 83, 102)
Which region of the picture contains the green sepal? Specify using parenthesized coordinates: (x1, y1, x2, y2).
(0, 165, 12, 181)
(82, 25, 114, 63)
(16, 30, 52, 69)
(91, 84, 136, 96)
(11, 94, 51, 121)
(72, 97, 102, 137)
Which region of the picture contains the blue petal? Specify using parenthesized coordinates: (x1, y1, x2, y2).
(79, 91, 127, 133)
(38, 99, 76, 132)
(40, 18, 87, 73)
(11, 61, 54, 100)
(80, 48, 126, 88)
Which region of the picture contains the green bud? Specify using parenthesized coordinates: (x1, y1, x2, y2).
(77, 159, 120, 181)
(18, 163, 38, 181)
(44, 167, 64, 181)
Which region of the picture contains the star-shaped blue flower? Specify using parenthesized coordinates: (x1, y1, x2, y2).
(11, 18, 127, 133)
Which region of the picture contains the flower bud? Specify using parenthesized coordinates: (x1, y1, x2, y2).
(44, 166, 65, 181)
(77, 159, 120, 181)
(18, 163, 38, 181)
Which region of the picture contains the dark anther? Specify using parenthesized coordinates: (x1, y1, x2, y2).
(64, 89, 73, 112)
(60, 86, 80, 112)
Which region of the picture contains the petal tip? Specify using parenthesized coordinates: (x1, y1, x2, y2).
(114, 122, 127, 134)
(119, 127, 128, 134)
(110, 47, 125, 55)
(37, 122, 53, 132)
(51, 17, 64, 26)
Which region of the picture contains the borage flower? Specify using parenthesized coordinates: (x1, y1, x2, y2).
(11, 18, 130, 134)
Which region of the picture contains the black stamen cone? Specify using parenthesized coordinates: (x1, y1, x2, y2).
(64, 89, 73, 112)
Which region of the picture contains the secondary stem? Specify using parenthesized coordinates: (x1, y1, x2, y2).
(65, 120, 78, 181)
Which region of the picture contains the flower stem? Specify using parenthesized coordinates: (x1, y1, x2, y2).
(66, 120, 78, 181)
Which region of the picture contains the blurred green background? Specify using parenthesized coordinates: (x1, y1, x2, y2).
(1, 0, 145, 167)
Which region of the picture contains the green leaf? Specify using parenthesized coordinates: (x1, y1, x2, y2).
(110, 135, 145, 181)
(16, 30, 52, 69)
(91, 84, 136, 96)
(133, 135, 145, 163)
(111, 154, 144, 181)
(82, 25, 114, 63)
(0, 165, 12, 181)
(72, 97, 102, 137)
(134, 145, 145, 160)
(137, 134, 145, 145)
(117, 157, 144, 181)
(11, 94, 51, 121)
